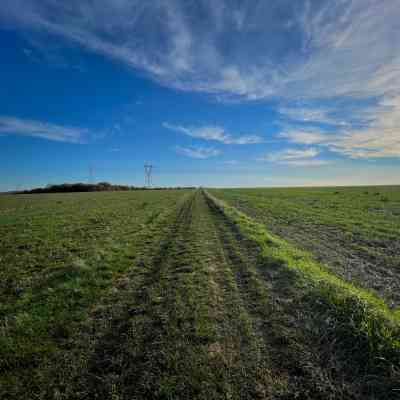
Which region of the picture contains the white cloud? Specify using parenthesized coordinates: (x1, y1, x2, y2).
(283, 159, 331, 167)
(279, 96, 400, 159)
(265, 148, 320, 162)
(2, 0, 400, 160)
(258, 147, 329, 167)
(335, 95, 400, 159)
(175, 145, 220, 159)
(278, 106, 349, 127)
(279, 128, 333, 145)
(2, 1, 398, 99)
(163, 122, 263, 145)
(280, 107, 326, 123)
(0, 116, 87, 143)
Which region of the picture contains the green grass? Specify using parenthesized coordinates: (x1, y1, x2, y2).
(205, 190, 400, 395)
(2, 188, 399, 399)
(209, 186, 400, 307)
(0, 190, 191, 390)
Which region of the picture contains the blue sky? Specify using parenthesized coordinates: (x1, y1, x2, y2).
(0, 0, 399, 190)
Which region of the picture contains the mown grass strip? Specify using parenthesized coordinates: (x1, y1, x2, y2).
(205, 190, 400, 391)
(35, 190, 275, 400)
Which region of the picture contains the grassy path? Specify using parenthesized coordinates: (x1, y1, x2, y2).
(34, 190, 278, 399)
(3, 189, 399, 399)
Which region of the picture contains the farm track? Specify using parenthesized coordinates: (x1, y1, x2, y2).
(39, 190, 277, 399)
(5, 190, 398, 399)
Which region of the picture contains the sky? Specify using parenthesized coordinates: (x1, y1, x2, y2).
(0, 0, 399, 190)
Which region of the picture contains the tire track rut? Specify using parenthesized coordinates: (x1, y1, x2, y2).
(45, 191, 282, 399)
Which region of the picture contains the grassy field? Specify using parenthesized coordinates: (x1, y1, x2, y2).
(210, 186, 400, 308)
(1, 188, 399, 399)
(0, 190, 191, 394)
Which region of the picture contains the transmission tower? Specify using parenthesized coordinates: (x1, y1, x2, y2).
(144, 162, 153, 187)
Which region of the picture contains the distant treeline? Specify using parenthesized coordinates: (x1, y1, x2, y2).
(17, 182, 196, 194)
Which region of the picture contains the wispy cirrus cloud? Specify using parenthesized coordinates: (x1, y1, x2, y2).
(0, 0, 397, 100)
(263, 148, 320, 162)
(278, 106, 350, 127)
(1, 1, 400, 159)
(284, 159, 331, 167)
(175, 145, 220, 159)
(330, 97, 400, 159)
(279, 128, 332, 146)
(163, 122, 264, 145)
(258, 147, 329, 167)
(280, 96, 400, 159)
(0, 116, 87, 143)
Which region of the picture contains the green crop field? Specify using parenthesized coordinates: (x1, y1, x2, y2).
(1, 187, 399, 399)
(210, 186, 400, 308)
